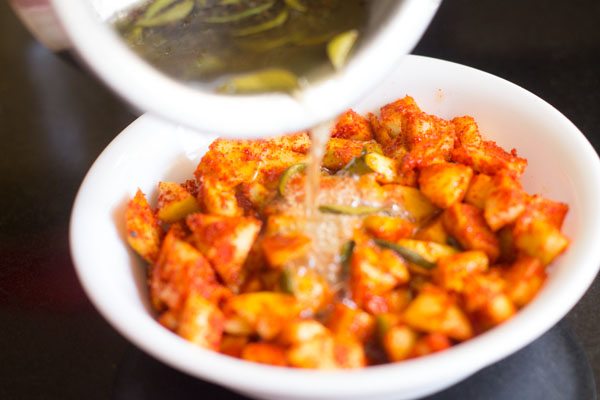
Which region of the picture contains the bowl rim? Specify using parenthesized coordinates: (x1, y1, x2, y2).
(50, 0, 442, 138)
(69, 55, 600, 398)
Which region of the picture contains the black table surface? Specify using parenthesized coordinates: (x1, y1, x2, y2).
(1, 1, 600, 399)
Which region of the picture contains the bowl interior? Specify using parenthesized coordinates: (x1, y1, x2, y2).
(70, 55, 600, 400)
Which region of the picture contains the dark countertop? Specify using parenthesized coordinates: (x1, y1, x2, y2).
(1, 1, 599, 399)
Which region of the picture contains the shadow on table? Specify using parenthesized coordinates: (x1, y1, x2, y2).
(112, 321, 595, 400)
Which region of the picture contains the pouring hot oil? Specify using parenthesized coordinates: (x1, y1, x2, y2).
(114, 0, 369, 93)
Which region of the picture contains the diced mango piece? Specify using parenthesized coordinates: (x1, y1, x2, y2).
(443, 203, 500, 262)
(195, 133, 309, 187)
(361, 288, 412, 315)
(464, 173, 494, 209)
(236, 181, 275, 213)
(224, 292, 300, 340)
(380, 289, 412, 313)
(261, 233, 311, 268)
(331, 109, 374, 141)
(195, 134, 309, 214)
(157, 181, 201, 223)
(322, 138, 382, 171)
(414, 216, 449, 245)
(509, 194, 569, 265)
(196, 138, 261, 185)
(434, 251, 489, 292)
(287, 335, 337, 369)
(375, 313, 403, 337)
(333, 336, 367, 369)
(403, 286, 473, 341)
(503, 256, 546, 307)
(201, 176, 242, 217)
(280, 267, 331, 314)
(483, 171, 528, 231)
(220, 335, 249, 358)
(363, 215, 415, 242)
(519, 194, 569, 229)
(242, 343, 288, 366)
(480, 294, 516, 328)
(350, 244, 409, 309)
(150, 228, 221, 312)
(452, 116, 482, 148)
(279, 320, 329, 346)
(418, 163, 473, 208)
(364, 152, 398, 183)
(462, 271, 505, 312)
(463, 271, 515, 329)
(372, 96, 455, 171)
(187, 213, 261, 291)
(514, 219, 569, 265)
(452, 139, 527, 176)
(410, 333, 452, 358)
(382, 184, 439, 223)
(125, 189, 162, 263)
(376, 96, 423, 140)
(327, 303, 375, 343)
(177, 293, 225, 351)
(287, 335, 366, 369)
(265, 214, 305, 235)
(223, 315, 253, 336)
(382, 325, 418, 362)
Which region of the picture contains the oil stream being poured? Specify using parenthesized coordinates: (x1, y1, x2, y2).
(304, 122, 330, 271)
(301, 121, 366, 296)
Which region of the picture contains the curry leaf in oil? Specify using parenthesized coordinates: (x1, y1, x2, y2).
(218, 68, 299, 94)
(203, 1, 276, 23)
(137, 0, 195, 27)
(233, 9, 289, 37)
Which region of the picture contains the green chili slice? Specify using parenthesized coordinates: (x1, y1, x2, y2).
(375, 314, 394, 339)
(278, 163, 307, 196)
(339, 240, 355, 275)
(137, 0, 194, 27)
(338, 149, 373, 177)
(280, 268, 295, 294)
(374, 239, 437, 269)
(446, 236, 463, 250)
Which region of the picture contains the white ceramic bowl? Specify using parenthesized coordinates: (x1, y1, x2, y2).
(50, 0, 442, 137)
(70, 55, 600, 400)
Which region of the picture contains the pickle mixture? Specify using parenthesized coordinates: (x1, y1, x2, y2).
(124, 96, 570, 368)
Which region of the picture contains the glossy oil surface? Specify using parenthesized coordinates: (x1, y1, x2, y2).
(115, 0, 368, 89)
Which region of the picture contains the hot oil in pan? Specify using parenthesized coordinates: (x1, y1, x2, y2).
(114, 0, 369, 93)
